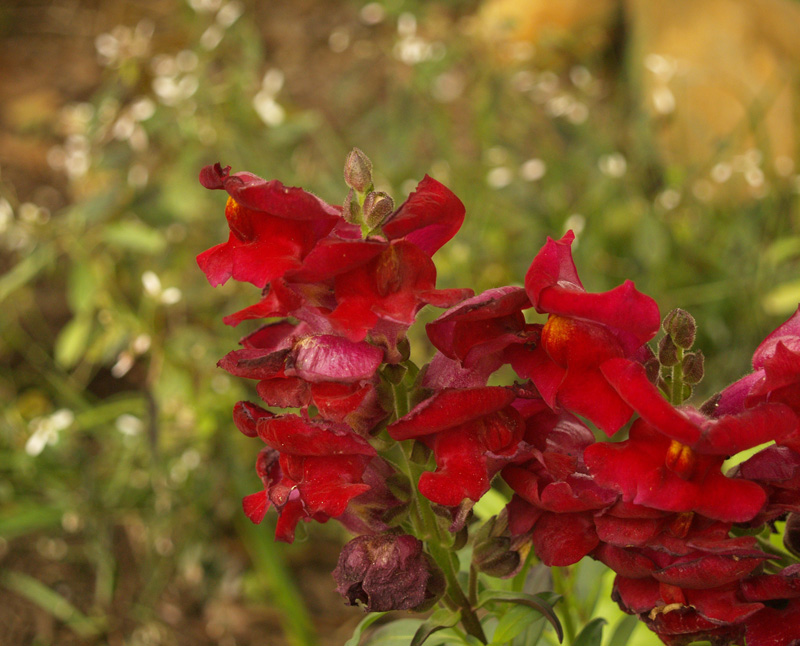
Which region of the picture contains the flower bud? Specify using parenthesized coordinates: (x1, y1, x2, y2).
(472, 514, 521, 578)
(681, 350, 704, 385)
(333, 534, 445, 612)
(362, 191, 394, 230)
(658, 334, 680, 367)
(344, 147, 373, 193)
(342, 188, 361, 225)
(644, 357, 661, 384)
(784, 513, 800, 556)
(663, 308, 696, 350)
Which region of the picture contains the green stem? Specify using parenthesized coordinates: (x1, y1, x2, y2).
(390, 381, 486, 644)
(670, 347, 685, 406)
(468, 565, 479, 607)
(551, 567, 575, 645)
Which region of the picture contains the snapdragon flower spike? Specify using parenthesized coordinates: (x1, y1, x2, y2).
(585, 358, 797, 522)
(514, 231, 660, 436)
(197, 163, 340, 288)
(387, 387, 526, 506)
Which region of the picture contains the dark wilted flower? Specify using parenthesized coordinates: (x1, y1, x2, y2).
(333, 534, 444, 612)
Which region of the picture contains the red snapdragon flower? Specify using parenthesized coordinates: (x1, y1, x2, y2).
(243, 413, 378, 542)
(197, 163, 340, 288)
(502, 401, 617, 566)
(511, 231, 660, 435)
(387, 387, 527, 507)
(585, 358, 797, 522)
(426, 286, 533, 384)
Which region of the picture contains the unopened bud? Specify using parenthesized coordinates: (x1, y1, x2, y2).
(658, 335, 680, 367)
(682, 350, 704, 385)
(472, 514, 521, 578)
(344, 147, 373, 193)
(362, 191, 394, 230)
(342, 188, 361, 225)
(784, 513, 800, 556)
(644, 357, 661, 383)
(663, 308, 697, 350)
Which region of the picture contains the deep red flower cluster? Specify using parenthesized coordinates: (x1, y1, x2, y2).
(198, 161, 469, 542)
(199, 158, 800, 644)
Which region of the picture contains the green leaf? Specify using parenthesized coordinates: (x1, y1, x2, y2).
(0, 505, 63, 540)
(0, 246, 54, 304)
(67, 261, 98, 313)
(410, 608, 461, 646)
(54, 315, 93, 368)
(0, 570, 106, 638)
(572, 617, 606, 646)
(490, 604, 545, 645)
(344, 612, 389, 646)
(606, 615, 638, 646)
(102, 220, 167, 254)
(364, 619, 423, 645)
(477, 591, 562, 643)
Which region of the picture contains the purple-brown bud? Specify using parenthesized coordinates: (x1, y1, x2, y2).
(681, 350, 704, 385)
(362, 191, 394, 230)
(784, 513, 800, 556)
(658, 335, 680, 367)
(344, 147, 373, 193)
(663, 308, 697, 350)
(471, 513, 521, 578)
(333, 534, 444, 612)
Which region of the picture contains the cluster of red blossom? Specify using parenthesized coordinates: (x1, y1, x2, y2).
(197, 157, 800, 646)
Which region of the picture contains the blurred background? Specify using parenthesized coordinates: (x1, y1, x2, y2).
(1, 0, 799, 644)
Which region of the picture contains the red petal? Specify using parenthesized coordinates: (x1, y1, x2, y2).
(382, 175, 465, 256)
(388, 387, 515, 440)
(288, 335, 384, 383)
(242, 490, 270, 524)
(531, 511, 598, 566)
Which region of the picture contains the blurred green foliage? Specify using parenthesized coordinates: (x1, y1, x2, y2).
(1, 0, 798, 644)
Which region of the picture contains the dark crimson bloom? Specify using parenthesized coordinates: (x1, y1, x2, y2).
(613, 576, 757, 646)
(585, 358, 797, 522)
(197, 163, 340, 288)
(716, 306, 800, 421)
(740, 565, 800, 646)
(426, 286, 534, 383)
(502, 402, 617, 566)
(512, 231, 661, 436)
(728, 445, 800, 526)
(333, 533, 445, 612)
(244, 414, 378, 542)
(387, 387, 527, 507)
